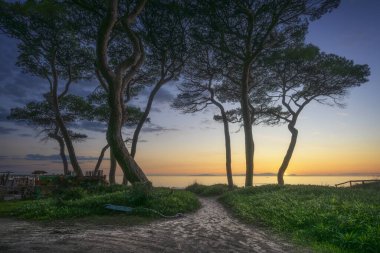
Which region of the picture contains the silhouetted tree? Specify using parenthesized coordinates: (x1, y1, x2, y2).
(87, 87, 145, 184)
(72, 0, 150, 184)
(173, 48, 234, 189)
(8, 96, 88, 175)
(262, 45, 370, 185)
(189, 0, 340, 186)
(0, 1, 93, 176)
(130, 0, 188, 158)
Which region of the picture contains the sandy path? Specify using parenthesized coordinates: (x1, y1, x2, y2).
(0, 198, 308, 252)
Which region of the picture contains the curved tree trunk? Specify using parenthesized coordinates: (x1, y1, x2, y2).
(210, 98, 233, 189)
(107, 81, 149, 184)
(94, 144, 110, 173)
(51, 134, 69, 175)
(241, 63, 255, 187)
(131, 80, 163, 158)
(109, 149, 116, 184)
(50, 77, 83, 177)
(55, 114, 83, 176)
(277, 123, 298, 185)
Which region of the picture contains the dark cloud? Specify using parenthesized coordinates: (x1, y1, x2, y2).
(0, 35, 48, 105)
(154, 87, 175, 103)
(24, 154, 103, 161)
(0, 125, 17, 135)
(138, 86, 176, 105)
(150, 107, 162, 113)
(72, 120, 107, 133)
(18, 133, 33, 137)
(25, 154, 62, 161)
(0, 106, 9, 121)
(69, 79, 97, 97)
(141, 124, 178, 133)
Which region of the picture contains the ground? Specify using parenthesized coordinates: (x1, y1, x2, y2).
(0, 198, 307, 253)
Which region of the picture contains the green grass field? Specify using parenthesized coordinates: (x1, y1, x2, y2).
(219, 184, 380, 253)
(0, 186, 200, 220)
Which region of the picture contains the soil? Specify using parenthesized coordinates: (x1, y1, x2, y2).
(0, 197, 309, 252)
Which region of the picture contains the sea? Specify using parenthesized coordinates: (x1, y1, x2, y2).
(114, 175, 380, 188)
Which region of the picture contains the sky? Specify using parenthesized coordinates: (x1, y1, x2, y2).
(0, 0, 379, 177)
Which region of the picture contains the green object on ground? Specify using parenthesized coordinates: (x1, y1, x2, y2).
(105, 204, 133, 212)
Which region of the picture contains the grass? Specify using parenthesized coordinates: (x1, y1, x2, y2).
(185, 183, 232, 196)
(219, 184, 380, 253)
(0, 186, 200, 221)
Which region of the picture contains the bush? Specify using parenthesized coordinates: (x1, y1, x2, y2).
(56, 187, 87, 200)
(126, 182, 152, 206)
(186, 183, 232, 196)
(185, 183, 208, 195)
(7, 187, 200, 220)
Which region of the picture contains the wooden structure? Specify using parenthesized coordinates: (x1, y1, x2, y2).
(335, 179, 380, 187)
(0, 172, 36, 200)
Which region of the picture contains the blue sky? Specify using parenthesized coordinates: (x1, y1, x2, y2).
(0, 0, 379, 176)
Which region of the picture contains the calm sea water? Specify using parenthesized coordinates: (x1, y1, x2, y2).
(115, 175, 380, 188)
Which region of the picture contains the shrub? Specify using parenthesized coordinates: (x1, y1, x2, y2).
(56, 187, 87, 200)
(186, 183, 232, 196)
(7, 187, 200, 220)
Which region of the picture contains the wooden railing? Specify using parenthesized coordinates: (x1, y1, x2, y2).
(335, 179, 380, 187)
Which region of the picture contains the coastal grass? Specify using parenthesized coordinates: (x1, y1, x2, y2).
(185, 183, 232, 196)
(219, 184, 380, 253)
(0, 186, 200, 220)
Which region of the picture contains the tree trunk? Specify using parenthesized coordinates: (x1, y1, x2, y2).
(51, 134, 69, 175)
(106, 80, 150, 184)
(50, 80, 83, 177)
(277, 123, 298, 185)
(241, 63, 255, 187)
(94, 144, 110, 173)
(109, 149, 116, 184)
(210, 99, 233, 189)
(131, 80, 163, 158)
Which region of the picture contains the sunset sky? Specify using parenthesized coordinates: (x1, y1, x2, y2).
(0, 0, 379, 177)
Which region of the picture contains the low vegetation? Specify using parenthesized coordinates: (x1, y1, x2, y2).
(185, 183, 232, 196)
(220, 185, 380, 253)
(0, 185, 200, 220)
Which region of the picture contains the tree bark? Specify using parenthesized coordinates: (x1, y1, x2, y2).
(109, 149, 116, 184)
(96, 0, 149, 185)
(50, 73, 83, 177)
(131, 80, 163, 158)
(277, 123, 298, 185)
(241, 62, 255, 187)
(106, 80, 149, 184)
(51, 133, 69, 175)
(210, 95, 233, 189)
(94, 144, 110, 173)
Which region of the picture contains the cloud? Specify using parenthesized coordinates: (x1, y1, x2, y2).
(0, 35, 48, 105)
(25, 154, 62, 161)
(0, 106, 9, 121)
(154, 87, 175, 103)
(0, 125, 17, 135)
(141, 124, 178, 134)
(24, 154, 104, 161)
(138, 86, 176, 105)
(18, 133, 33, 137)
(71, 120, 107, 133)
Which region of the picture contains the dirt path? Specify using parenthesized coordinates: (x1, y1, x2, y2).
(0, 198, 307, 252)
